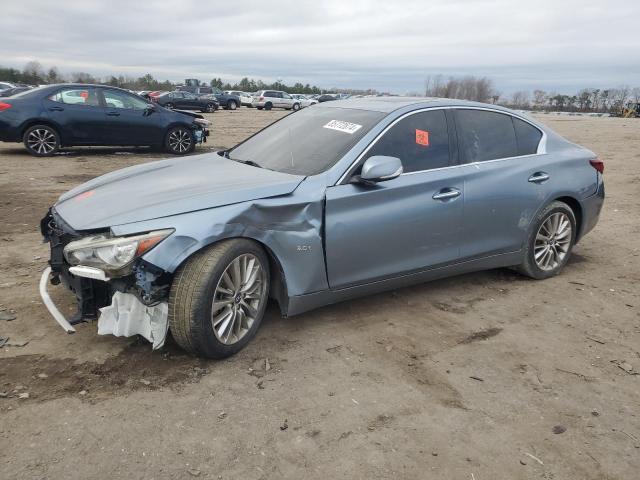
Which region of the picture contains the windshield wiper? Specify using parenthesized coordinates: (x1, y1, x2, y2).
(230, 157, 263, 169)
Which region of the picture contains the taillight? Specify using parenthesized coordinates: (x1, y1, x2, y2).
(259, 96, 264, 101)
(0, 102, 12, 112)
(589, 158, 604, 174)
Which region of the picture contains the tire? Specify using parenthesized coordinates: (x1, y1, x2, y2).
(257, 106, 263, 110)
(23, 124, 60, 157)
(204, 103, 216, 113)
(165, 126, 195, 155)
(165, 102, 175, 110)
(227, 100, 237, 110)
(292, 103, 301, 111)
(264, 102, 273, 111)
(517, 201, 577, 280)
(169, 239, 271, 358)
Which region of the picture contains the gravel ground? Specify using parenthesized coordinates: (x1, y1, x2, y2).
(0, 108, 638, 480)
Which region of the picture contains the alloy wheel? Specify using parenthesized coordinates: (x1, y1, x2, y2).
(534, 212, 572, 271)
(211, 254, 267, 345)
(168, 129, 192, 153)
(27, 128, 57, 155)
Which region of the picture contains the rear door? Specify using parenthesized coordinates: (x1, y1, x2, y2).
(325, 109, 464, 288)
(100, 88, 163, 145)
(453, 108, 549, 259)
(44, 87, 106, 144)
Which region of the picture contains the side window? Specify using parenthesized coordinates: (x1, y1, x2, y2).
(103, 90, 149, 110)
(49, 88, 100, 107)
(184, 93, 196, 99)
(455, 110, 518, 163)
(365, 110, 450, 173)
(282, 92, 291, 99)
(513, 117, 543, 155)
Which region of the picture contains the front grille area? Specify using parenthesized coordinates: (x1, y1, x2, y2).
(41, 208, 111, 322)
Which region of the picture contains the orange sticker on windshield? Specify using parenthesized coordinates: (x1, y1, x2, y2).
(416, 129, 429, 146)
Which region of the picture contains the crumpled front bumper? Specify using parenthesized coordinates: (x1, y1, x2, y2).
(39, 208, 170, 349)
(39, 267, 169, 349)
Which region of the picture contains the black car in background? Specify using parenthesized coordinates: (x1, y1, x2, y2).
(154, 91, 219, 112)
(0, 84, 209, 156)
(207, 88, 241, 110)
(0, 86, 32, 97)
(317, 94, 338, 103)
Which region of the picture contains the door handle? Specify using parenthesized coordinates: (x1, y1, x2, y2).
(48, 106, 64, 112)
(432, 188, 461, 201)
(106, 111, 121, 116)
(528, 172, 550, 183)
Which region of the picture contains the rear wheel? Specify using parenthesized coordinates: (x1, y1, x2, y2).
(23, 125, 60, 156)
(165, 126, 195, 155)
(227, 100, 237, 110)
(169, 239, 270, 358)
(517, 201, 576, 279)
(264, 102, 273, 111)
(292, 103, 301, 111)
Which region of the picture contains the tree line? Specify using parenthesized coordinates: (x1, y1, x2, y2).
(422, 74, 639, 113)
(0, 61, 376, 96)
(503, 87, 640, 113)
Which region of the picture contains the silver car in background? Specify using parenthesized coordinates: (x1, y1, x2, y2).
(252, 90, 301, 110)
(290, 94, 317, 107)
(40, 97, 604, 358)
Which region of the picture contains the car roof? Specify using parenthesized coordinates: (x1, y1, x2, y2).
(315, 96, 516, 114)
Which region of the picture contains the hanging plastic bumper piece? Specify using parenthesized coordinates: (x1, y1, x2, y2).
(98, 291, 169, 350)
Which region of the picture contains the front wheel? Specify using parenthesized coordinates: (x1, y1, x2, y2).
(23, 125, 60, 156)
(517, 201, 576, 279)
(164, 102, 175, 109)
(292, 103, 301, 111)
(227, 100, 237, 110)
(165, 126, 195, 155)
(169, 239, 270, 358)
(204, 103, 216, 113)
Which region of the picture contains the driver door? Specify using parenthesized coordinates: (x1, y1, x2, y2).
(324, 109, 464, 289)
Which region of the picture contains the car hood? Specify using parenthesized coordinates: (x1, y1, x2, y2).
(54, 153, 305, 230)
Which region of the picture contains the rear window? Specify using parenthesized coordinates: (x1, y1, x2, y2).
(513, 117, 543, 155)
(49, 88, 101, 107)
(229, 107, 385, 176)
(455, 109, 518, 163)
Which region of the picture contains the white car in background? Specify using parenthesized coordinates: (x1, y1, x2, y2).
(225, 91, 253, 107)
(290, 94, 317, 108)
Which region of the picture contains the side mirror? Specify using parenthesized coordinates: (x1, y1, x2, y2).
(144, 104, 156, 116)
(356, 155, 403, 185)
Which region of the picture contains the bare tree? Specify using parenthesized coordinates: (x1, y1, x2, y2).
(532, 90, 547, 110)
(511, 91, 530, 108)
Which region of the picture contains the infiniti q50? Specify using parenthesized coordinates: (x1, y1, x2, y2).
(40, 97, 604, 358)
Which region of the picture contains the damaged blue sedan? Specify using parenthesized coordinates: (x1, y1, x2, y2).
(41, 98, 604, 358)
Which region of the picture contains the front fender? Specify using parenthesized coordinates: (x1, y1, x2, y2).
(110, 183, 329, 298)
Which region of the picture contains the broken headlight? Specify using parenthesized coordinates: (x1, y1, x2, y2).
(63, 229, 174, 275)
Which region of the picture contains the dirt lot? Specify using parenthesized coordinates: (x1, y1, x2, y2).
(0, 108, 638, 480)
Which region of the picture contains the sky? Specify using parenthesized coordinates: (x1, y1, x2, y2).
(2, 0, 639, 95)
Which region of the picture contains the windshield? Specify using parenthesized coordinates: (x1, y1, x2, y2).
(228, 107, 385, 175)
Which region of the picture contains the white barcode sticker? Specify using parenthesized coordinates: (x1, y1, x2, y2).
(323, 120, 363, 134)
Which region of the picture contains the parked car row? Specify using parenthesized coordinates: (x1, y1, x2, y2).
(0, 84, 210, 156)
